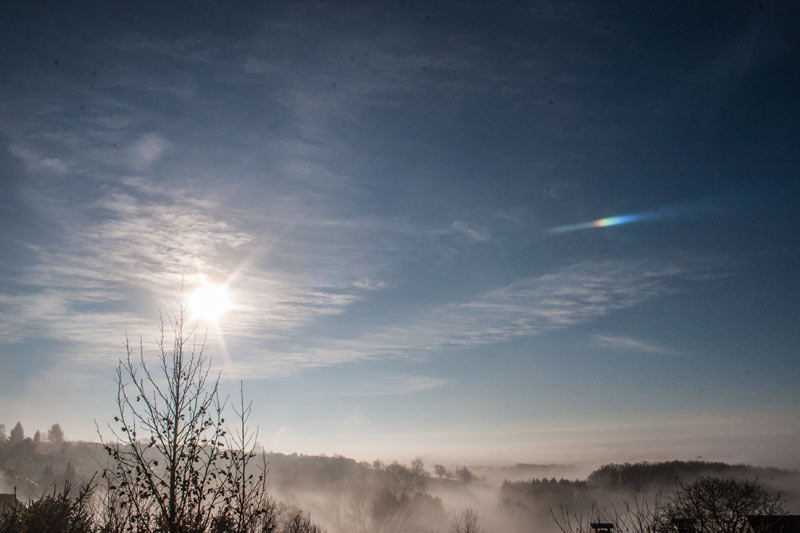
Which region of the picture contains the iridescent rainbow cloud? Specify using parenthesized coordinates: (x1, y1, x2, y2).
(548, 213, 649, 234)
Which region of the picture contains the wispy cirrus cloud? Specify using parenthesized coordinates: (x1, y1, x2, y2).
(8, 143, 68, 174)
(23, 189, 250, 294)
(450, 220, 491, 242)
(0, 177, 389, 367)
(593, 334, 679, 356)
(108, 33, 223, 64)
(219, 256, 717, 378)
(336, 375, 448, 397)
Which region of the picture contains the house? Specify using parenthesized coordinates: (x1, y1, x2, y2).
(747, 515, 800, 533)
(0, 493, 21, 512)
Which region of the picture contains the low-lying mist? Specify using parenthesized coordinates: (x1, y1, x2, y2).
(1, 434, 798, 532)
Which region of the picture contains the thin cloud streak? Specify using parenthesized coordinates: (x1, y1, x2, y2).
(8, 143, 69, 174)
(220, 256, 719, 378)
(451, 220, 491, 242)
(594, 334, 679, 356)
(335, 375, 449, 397)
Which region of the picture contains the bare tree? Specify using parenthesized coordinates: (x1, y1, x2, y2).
(100, 303, 228, 533)
(370, 488, 411, 533)
(610, 493, 665, 533)
(455, 466, 473, 483)
(411, 458, 427, 479)
(386, 462, 425, 499)
(658, 477, 786, 533)
(551, 477, 786, 533)
(215, 382, 278, 533)
(550, 503, 603, 533)
(281, 509, 324, 533)
(450, 507, 482, 533)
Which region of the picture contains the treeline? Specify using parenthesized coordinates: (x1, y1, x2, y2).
(500, 460, 798, 532)
(0, 435, 479, 500)
(256, 452, 475, 492)
(0, 422, 66, 456)
(503, 460, 796, 497)
(502, 477, 593, 510)
(0, 422, 91, 500)
(586, 460, 790, 492)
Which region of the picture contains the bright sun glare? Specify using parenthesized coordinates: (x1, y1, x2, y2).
(188, 282, 230, 322)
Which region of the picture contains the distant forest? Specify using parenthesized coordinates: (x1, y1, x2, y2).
(504, 460, 795, 499)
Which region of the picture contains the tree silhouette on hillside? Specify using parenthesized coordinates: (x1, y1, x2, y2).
(99, 300, 288, 533)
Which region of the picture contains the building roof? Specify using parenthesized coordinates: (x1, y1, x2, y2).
(0, 493, 20, 511)
(747, 515, 800, 533)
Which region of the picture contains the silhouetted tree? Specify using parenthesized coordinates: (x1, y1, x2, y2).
(100, 304, 229, 533)
(10, 437, 36, 457)
(434, 464, 449, 479)
(281, 510, 324, 533)
(411, 458, 427, 479)
(370, 488, 410, 533)
(551, 477, 786, 533)
(48, 423, 65, 444)
(386, 461, 426, 499)
(63, 462, 77, 486)
(39, 464, 56, 488)
(215, 382, 279, 533)
(450, 507, 481, 533)
(0, 479, 95, 533)
(455, 466, 473, 483)
(32, 431, 41, 447)
(657, 477, 786, 533)
(9, 422, 24, 444)
(99, 299, 293, 533)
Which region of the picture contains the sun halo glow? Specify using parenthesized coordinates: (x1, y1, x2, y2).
(188, 282, 230, 322)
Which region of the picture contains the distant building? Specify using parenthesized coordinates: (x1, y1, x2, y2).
(0, 493, 20, 511)
(672, 517, 695, 533)
(747, 515, 800, 533)
(591, 523, 614, 533)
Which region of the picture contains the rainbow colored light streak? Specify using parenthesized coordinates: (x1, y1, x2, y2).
(548, 213, 647, 234)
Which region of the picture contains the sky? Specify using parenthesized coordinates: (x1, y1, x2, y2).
(1, 1, 798, 468)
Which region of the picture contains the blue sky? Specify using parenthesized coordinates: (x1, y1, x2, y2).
(1, 1, 798, 467)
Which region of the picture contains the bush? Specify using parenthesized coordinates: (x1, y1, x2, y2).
(0, 481, 94, 533)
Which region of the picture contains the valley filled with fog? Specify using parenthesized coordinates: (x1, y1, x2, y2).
(2, 430, 798, 532)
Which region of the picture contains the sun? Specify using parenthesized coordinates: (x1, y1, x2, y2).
(188, 282, 230, 322)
